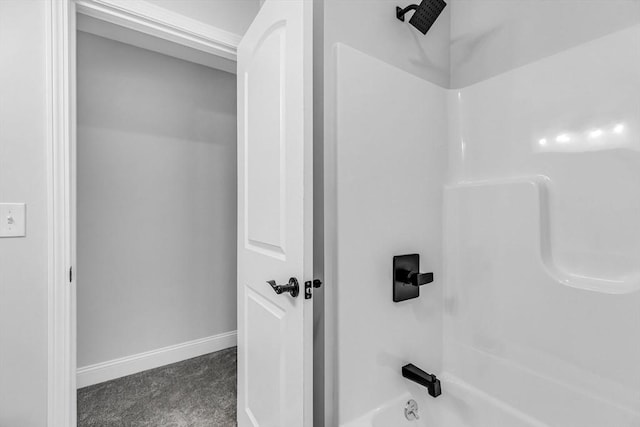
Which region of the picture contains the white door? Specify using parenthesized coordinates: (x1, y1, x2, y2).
(237, 1, 314, 426)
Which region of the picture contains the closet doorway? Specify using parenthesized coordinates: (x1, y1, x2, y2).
(74, 12, 240, 427)
(48, 2, 318, 426)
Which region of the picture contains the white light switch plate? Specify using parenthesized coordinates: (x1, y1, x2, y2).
(0, 203, 26, 237)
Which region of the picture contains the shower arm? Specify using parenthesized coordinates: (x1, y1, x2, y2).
(396, 4, 419, 22)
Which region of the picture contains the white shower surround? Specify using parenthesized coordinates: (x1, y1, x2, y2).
(334, 43, 448, 423)
(334, 23, 640, 427)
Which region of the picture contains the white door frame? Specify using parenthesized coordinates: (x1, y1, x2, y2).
(47, 1, 241, 425)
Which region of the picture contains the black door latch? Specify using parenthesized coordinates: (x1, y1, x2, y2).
(305, 279, 322, 299)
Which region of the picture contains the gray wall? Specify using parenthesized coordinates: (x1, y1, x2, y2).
(0, 1, 49, 426)
(77, 33, 237, 367)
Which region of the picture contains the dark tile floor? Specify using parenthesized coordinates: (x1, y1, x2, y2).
(77, 347, 237, 427)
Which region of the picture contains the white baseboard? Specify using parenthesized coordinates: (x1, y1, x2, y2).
(77, 330, 237, 388)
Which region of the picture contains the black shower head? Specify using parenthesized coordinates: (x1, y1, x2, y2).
(396, 0, 447, 35)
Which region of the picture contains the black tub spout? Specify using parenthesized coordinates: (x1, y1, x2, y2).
(402, 363, 442, 398)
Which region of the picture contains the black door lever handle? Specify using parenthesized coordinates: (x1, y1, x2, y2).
(267, 277, 299, 298)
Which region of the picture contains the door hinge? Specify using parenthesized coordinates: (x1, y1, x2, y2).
(304, 279, 322, 299)
(69, 266, 73, 283)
